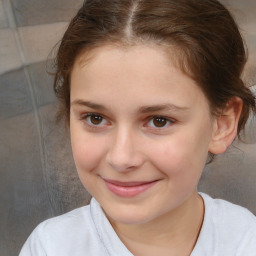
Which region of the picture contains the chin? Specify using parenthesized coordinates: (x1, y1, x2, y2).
(104, 205, 157, 225)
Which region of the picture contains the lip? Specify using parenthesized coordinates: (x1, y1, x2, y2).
(103, 178, 159, 197)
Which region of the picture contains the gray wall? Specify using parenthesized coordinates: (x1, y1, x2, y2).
(0, 0, 255, 256)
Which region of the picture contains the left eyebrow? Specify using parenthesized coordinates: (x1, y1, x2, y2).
(71, 100, 107, 111)
(139, 103, 189, 113)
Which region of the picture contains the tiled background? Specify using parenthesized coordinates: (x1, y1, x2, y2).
(0, 0, 255, 255)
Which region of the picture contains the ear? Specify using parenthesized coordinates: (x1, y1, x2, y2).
(209, 97, 243, 154)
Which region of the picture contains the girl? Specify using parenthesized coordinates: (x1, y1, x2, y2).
(20, 0, 256, 255)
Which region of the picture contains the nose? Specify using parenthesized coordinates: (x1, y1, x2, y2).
(106, 127, 145, 172)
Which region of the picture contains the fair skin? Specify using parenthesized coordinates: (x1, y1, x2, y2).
(70, 44, 242, 255)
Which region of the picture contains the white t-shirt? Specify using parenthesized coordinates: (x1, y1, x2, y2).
(19, 193, 256, 256)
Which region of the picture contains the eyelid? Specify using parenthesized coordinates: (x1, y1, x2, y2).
(80, 112, 103, 120)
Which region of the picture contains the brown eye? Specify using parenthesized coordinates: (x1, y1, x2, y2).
(153, 117, 168, 127)
(91, 115, 102, 125)
(147, 116, 173, 129)
(86, 114, 106, 126)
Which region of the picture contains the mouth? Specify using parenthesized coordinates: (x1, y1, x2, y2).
(103, 178, 160, 197)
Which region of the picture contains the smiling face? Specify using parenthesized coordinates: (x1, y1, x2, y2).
(70, 45, 216, 225)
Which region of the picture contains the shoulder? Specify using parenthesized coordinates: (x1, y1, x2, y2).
(19, 201, 107, 256)
(36, 205, 93, 235)
(201, 192, 256, 228)
(193, 193, 256, 255)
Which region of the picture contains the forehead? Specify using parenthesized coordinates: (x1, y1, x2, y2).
(70, 44, 210, 113)
(74, 44, 172, 75)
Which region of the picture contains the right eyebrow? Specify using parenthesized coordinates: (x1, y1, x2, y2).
(139, 103, 189, 114)
(71, 100, 107, 111)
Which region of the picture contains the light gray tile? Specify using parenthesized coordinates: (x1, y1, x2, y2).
(242, 27, 256, 87)
(18, 22, 67, 65)
(0, 68, 32, 120)
(0, 0, 8, 28)
(0, 111, 54, 256)
(242, 21, 256, 53)
(220, 0, 256, 25)
(200, 141, 256, 214)
(11, 0, 83, 26)
(218, 0, 256, 88)
(243, 114, 256, 144)
(0, 65, 88, 256)
(0, 28, 22, 75)
(28, 61, 57, 107)
(244, 59, 256, 86)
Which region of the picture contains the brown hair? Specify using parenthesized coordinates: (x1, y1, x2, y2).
(53, 0, 256, 137)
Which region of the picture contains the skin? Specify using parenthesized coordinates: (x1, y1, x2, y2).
(69, 45, 242, 255)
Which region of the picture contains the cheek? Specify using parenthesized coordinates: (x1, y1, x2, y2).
(71, 132, 108, 195)
(70, 129, 106, 174)
(149, 137, 190, 170)
(147, 133, 208, 179)
(72, 140, 99, 172)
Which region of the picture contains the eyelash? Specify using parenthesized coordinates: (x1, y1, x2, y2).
(79, 113, 176, 130)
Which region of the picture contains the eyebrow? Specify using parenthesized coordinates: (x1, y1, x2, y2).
(71, 100, 189, 113)
(139, 104, 189, 113)
(71, 100, 107, 111)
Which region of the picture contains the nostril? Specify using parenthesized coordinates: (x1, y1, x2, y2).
(106, 149, 144, 172)
(106, 154, 135, 172)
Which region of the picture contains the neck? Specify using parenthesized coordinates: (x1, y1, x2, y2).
(109, 191, 204, 256)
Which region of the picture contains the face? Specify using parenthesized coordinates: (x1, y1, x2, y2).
(70, 45, 215, 225)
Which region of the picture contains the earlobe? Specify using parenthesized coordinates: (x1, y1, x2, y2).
(208, 97, 243, 155)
